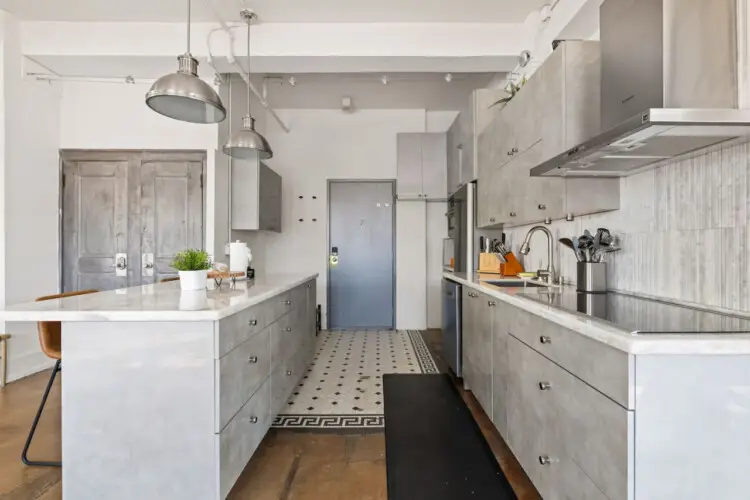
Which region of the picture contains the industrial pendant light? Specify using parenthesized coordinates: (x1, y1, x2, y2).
(222, 10, 273, 160)
(145, 0, 226, 124)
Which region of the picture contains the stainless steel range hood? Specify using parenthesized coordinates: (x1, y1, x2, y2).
(531, 0, 744, 178)
(531, 108, 750, 177)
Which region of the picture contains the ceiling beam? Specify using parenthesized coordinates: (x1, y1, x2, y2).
(20, 21, 532, 77)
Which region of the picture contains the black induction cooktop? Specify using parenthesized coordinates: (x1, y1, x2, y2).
(517, 289, 750, 334)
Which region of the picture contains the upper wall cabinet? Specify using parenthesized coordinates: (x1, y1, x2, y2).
(397, 132, 447, 200)
(446, 89, 506, 197)
(232, 159, 282, 232)
(477, 41, 620, 228)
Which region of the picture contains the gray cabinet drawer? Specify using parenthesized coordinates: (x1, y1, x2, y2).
(509, 306, 632, 408)
(507, 336, 631, 500)
(215, 328, 271, 432)
(218, 376, 271, 499)
(273, 289, 296, 320)
(270, 313, 296, 366)
(216, 301, 273, 358)
(270, 346, 309, 417)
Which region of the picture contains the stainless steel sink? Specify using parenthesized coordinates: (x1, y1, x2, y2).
(482, 280, 547, 288)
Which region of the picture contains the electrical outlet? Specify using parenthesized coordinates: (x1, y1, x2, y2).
(224, 243, 231, 256)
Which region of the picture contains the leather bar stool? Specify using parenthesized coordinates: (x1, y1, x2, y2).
(22, 289, 97, 467)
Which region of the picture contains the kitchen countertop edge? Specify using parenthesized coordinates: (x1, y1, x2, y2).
(443, 272, 750, 355)
(0, 273, 319, 323)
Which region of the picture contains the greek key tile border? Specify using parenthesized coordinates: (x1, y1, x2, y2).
(407, 330, 439, 374)
(273, 414, 384, 429)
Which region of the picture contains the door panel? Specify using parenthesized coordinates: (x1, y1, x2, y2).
(62, 151, 205, 292)
(141, 158, 204, 284)
(62, 158, 129, 292)
(328, 181, 395, 329)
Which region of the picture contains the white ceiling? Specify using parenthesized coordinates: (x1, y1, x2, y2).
(1, 0, 547, 23)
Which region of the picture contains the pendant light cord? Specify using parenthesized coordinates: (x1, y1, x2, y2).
(186, 0, 191, 54)
(247, 19, 253, 116)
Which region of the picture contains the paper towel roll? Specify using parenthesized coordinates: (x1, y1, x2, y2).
(229, 241, 249, 273)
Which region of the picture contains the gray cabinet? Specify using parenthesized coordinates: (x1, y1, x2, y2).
(397, 132, 447, 200)
(477, 41, 620, 228)
(446, 118, 462, 196)
(217, 278, 317, 498)
(445, 89, 506, 198)
(461, 288, 494, 419)
(491, 301, 509, 438)
(231, 160, 282, 232)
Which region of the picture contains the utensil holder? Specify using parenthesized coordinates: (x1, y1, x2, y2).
(576, 262, 607, 293)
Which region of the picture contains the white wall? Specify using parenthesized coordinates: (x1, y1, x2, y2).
(1, 11, 63, 381)
(59, 81, 220, 255)
(236, 108, 435, 329)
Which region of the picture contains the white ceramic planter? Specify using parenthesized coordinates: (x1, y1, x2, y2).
(178, 270, 208, 291)
(178, 290, 209, 311)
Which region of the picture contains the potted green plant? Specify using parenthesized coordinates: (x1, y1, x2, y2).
(490, 76, 528, 107)
(170, 249, 211, 291)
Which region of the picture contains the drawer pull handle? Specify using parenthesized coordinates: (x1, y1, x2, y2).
(248, 356, 258, 364)
(248, 416, 258, 424)
(509, 212, 517, 217)
(286, 370, 292, 376)
(538, 204, 546, 210)
(307, 283, 312, 288)
(285, 327, 292, 332)
(538, 381, 551, 391)
(539, 336, 552, 344)
(284, 300, 292, 306)
(538, 455, 556, 466)
(248, 319, 258, 326)
(488, 301, 496, 307)
(489, 217, 496, 223)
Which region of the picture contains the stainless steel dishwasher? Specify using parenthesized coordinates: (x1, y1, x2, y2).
(441, 278, 462, 377)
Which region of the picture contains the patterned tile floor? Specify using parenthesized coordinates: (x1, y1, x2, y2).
(273, 330, 438, 430)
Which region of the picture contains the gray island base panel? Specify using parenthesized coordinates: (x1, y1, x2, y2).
(0, 274, 318, 500)
(447, 271, 750, 500)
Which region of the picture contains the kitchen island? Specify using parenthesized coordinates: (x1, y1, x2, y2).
(1, 274, 318, 500)
(445, 271, 750, 500)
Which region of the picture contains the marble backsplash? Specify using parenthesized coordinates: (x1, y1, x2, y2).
(503, 141, 750, 313)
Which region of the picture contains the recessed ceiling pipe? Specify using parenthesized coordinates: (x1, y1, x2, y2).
(201, 0, 290, 133)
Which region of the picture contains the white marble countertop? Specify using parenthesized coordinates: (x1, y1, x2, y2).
(444, 272, 750, 355)
(0, 273, 318, 322)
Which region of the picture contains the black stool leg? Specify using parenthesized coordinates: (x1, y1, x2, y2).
(21, 359, 62, 467)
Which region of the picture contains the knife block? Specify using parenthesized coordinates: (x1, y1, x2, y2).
(500, 253, 525, 277)
(478, 253, 503, 274)
(478, 253, 525, 277)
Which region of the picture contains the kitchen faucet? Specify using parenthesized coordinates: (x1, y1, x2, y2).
(519, 226, 557, 285)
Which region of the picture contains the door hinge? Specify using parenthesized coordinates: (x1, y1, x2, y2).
(61, 174, 65, 188)
(200, 173, 203, 189)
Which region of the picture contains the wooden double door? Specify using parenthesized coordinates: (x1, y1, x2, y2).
(61, 150, 205, 292)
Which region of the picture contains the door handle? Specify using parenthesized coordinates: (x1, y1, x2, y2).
(112, 253, 127, 277)
(142, 253, 154, 277)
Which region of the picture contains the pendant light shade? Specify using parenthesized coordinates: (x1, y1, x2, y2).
(221, 10, 273, 159)
(145, 0, 226, 124)
(146, 55, 226, 124)
(223, 116, 273, 159)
